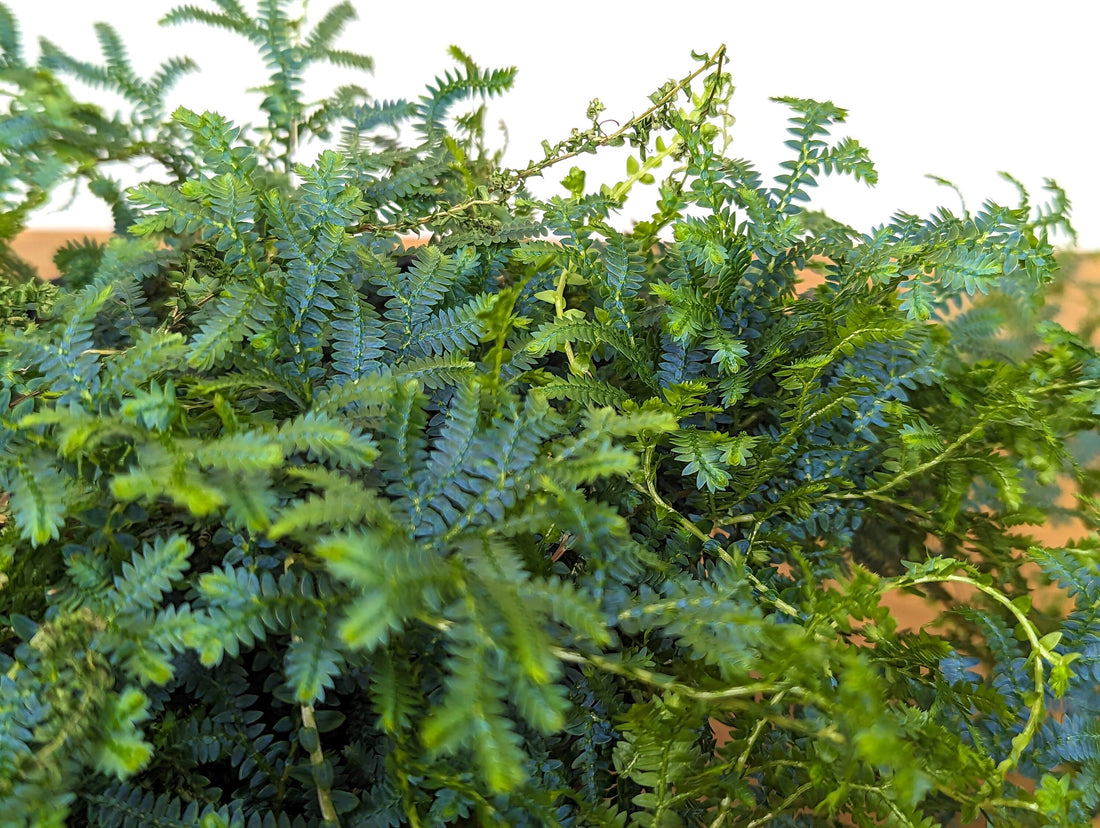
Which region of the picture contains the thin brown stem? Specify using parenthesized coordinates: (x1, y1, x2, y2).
(350, 45, 728, 236)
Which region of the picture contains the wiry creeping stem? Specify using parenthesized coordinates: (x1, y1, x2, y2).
(299, 702, 341, 827)
(886, 560, 1074, 786)
(350, 44, 729, 235)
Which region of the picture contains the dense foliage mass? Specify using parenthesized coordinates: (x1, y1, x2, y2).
(1, 1, 1099, 825)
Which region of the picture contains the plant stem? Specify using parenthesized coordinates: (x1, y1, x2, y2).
(630, 452, 801, 621)
(744, 782, 814, 828)
(734, 689, 789, 776)
(551, 647, 794, 704)
(300, 702, 341, 827)
(350, 45, 728, 236)
(519, 45, 726, 183)
(884, 571, 1052, 782)
(826, 420, 987, 502)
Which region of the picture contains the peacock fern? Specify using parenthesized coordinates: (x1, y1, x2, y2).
(1, 1, 1098, 826)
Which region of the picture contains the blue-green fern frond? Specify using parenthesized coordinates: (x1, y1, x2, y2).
(770, 96, 868, 214)
(268, 467, 393, 540)
(186, 285, 275, 370)
(377, 246, 480, 351)
(276, 410, 379, 470)
(415, 379, 482, 536)
(159, 2, 252, 37)
(330, 281, 386, 383)
(597, 231, 644, 340)
(128, 182, 205, 237)
(416, 52, 516, 140)
(670, 428, 756, 492)
(419, 617, 528, 794)
(380, 378, 429, 514)
(406, 292, 492, 358)
(343, 99, 417, 135)
(390, 352, 476, 389)
(110, 534, 193, 613)
(2, 453, 71, 546)
(0, 2, 23, 68)
(40, 25, 197, 120)
(540, 375, 631, 408)
(84, 782, 246, 828)
(284, 573, 347, 704)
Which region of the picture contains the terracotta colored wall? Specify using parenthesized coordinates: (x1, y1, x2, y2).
(11, 229, 115, 279)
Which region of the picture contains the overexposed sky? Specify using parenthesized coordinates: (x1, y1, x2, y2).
(14, 0, 1100, 249)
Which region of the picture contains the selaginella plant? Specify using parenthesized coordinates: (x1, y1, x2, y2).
(2, 1, 1099, 825)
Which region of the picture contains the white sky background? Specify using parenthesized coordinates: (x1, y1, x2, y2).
(14, 0, 1100, 250)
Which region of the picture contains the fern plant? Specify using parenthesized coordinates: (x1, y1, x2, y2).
(2, 2, 1099, 826)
